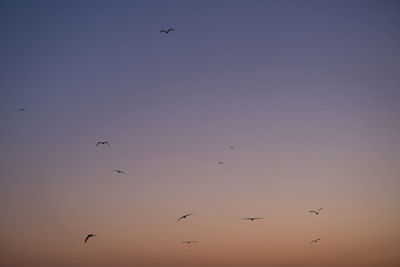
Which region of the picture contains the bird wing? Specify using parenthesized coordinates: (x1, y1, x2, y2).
(104, 142, 110, 146)
(160, 30, 166, 33)
(177, 214, 193, 222)
(309, 210, 317, 213)
(84, 236, 90, 243)
(317, 208, 323, 212)
(176, 213, 193, 222)
(167, 29, 175, 32)
(96, 142, 101, 146)
(176, 216, 185, 222)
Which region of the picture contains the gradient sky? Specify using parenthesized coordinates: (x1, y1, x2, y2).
(1, 1, 400, 266)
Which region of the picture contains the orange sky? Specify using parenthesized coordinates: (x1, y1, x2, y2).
(1, 1, 400, 266)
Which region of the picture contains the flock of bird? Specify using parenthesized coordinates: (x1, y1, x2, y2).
(18, 27, 324, 248)
(85, 139, 324, 246)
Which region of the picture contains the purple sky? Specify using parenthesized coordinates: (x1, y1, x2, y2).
(1, 1, 400, 266)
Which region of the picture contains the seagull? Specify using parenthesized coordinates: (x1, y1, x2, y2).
(18, 107, 25, 112)
(181, 241, 198, 244)
(160, 28, 175, 34)
(309, 208, 323, 215)
(96, 141, 110, 147)
(310, 238, 320, 244)
(176, 213, 194, 222)
(218, 161, 224, 165)
(243, 217, 263, 221)
(84, 234, 96, 244)
(114, 170, 125, 174)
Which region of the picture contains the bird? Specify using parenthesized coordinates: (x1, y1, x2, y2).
(18, 107, 25, 112)
(160, 28, 175, 34)
(176, 213, 194, 222)
(229, 146, 235, 149)
(96, 141, 110, 147)
(181, 241, 198, 244)
(309, 208, 323, 215)
(114, 170, 125, 174)
(84, 234, 96, 244)
(243, 217, 263, 221)
(310, 238, 321, 244)
(218, 161, 224, 165)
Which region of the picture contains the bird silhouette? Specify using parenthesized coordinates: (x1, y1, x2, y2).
(229, 146, 235, 149)
(96, 141, 110, 147)
(84, 234, 96, 243)
(218, 161, 224, 165)
(310, 238, 321, 244)
(160, 28, 175, 34)
(18, 108, 25, 112)
(176, 213, 194, 222)
(243, 217, 263, 221)
(114, 170, 125, 174)
(309, 208, 323, 215)
(181, 241, 198, 244)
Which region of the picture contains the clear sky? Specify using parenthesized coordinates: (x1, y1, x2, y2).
(1, 1, 399, 266)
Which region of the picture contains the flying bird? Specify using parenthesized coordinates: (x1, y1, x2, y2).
(218, 161, 224, 165)
(229, 146, 235, 149)
(310, 238, 321, 244)
(160, 28, 175, 34)
(243, 217, 263, 221)
(18, 107, 25, 112)
(176, 213, 194, 222)
(114, 170, 125, 174)
(181, 241, 198, 244)
(84, 234, 96, 244)
(309, 208, 323, 215)
(96, 141, 110, 147)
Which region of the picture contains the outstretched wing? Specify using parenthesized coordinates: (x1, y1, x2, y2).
(176, 213, 193, 222)
(309, 210, 317, 214)
(160, 30, 166, 33)
(317, 208, 323, 212)
(85, 234, 97, 243)
(176, 216, 185, 222)
(167, 28, 175, 32)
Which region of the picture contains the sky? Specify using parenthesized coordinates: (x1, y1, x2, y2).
(0, 0, 400, 266)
